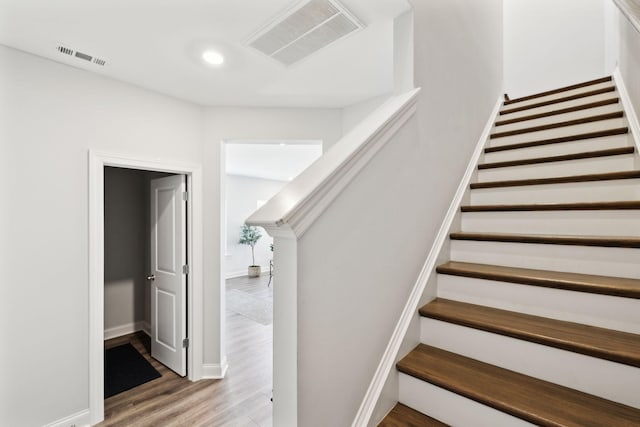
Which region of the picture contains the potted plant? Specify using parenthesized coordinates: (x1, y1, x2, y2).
(239, 224, 262, 277)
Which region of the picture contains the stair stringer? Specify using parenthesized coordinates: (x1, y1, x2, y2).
(352, 95, 504, 427)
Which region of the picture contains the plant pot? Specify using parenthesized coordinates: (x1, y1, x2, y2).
(248, 265, 261, 278)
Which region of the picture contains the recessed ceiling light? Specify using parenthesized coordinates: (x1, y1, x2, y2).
(202, 50, 224, 66)
(280, 143, 287, 147)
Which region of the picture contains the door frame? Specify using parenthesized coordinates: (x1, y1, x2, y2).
(88, 150, 204, 425)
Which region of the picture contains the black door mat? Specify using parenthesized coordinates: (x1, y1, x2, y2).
(104, 343, 162, 398)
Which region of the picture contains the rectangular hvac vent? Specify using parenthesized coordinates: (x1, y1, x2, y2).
(75, 51, 92, 61)
(247, 0, 363, 66)
(56, 44, 107, 67)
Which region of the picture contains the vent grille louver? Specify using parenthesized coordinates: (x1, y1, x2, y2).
(56, 44, 107, 67)
(247, 0, 363, 66)
(57, 46, 73, 56)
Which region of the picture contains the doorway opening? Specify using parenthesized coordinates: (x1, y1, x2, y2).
(89, 152, 203, 425)
(220, 139, 322, 421)
(103, 167, 185, 403)
(223, 139, 323, 280)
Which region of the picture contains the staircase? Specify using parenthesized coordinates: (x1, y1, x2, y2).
(379, 76, 640, 426)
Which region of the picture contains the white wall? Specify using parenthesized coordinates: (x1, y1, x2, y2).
(412, 0, 503, 229)
(394, 10, 415, 94)
(504, 0, 606, 97)
(342, 95, 391, 135)
(616, 2, 640, 117)
(0, 45, 204, 426)
(202, 106, 343, 371)
(605, 0, 622, 72)
(225, 175, 286, 277)
(294, 1, 504, 425)
(341, 9, 416, 137)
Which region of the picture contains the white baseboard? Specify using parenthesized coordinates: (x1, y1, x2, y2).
(104, 321, 148, 341)
(226, 269, 249, 279)
(43, 409, 91, 427)
(202, 357, 229, 379)
(225, 268, 269, 279)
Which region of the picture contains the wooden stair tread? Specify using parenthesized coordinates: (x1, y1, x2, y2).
(504, 76, 613, 106)
(478, 146, 634, 169)
(397, 344, 640, 427)
(470, 170, 640, 189)
(490, 111, 623, 139)
(500, 86, 616, 115)
(378, 403, 449, 427)
(420, 298, 640, 367)
(436, 261, 640, 298)
(495, 98, 620, 126)
(449, 231, 640, 248)
(461, 200, 640, 212)
(484, 127, 629, 153)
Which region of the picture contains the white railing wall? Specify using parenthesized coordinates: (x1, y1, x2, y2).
(353, 94, 504, 427)
(247, 89, 422, 426)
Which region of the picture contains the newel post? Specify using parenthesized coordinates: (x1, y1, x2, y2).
(261, 224, 298, 426)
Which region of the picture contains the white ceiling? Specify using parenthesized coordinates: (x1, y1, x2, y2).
(226, 141, 323, 181)
(0, 0, 410, 108)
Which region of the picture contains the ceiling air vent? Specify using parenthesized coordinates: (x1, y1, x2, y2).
(246, 0, 364, 66)
(56, 44, 107, 67)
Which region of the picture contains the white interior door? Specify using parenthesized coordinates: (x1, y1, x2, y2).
(150, 174, 187, 376)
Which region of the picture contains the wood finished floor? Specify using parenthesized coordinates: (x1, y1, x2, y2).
(98, 275, 273, 427)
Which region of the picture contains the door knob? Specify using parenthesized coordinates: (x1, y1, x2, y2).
(147, 275, 156, 281)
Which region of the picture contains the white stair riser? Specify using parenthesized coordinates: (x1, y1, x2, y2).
(488, 118, 627, 148)
(420, 318, 640, 409)
(494, 103, 622, 133)
(478, 155, 635, 182)
(450, 240, 640, 279)
(502, 82, 615, 110)
(437, 274, 640, 334)
(483, 134, 632, 163)
(470, 179, 640, 205)
(461, 210, 640, 237)
(399, 373, 534, 427)
(499, 92, 617, 120)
